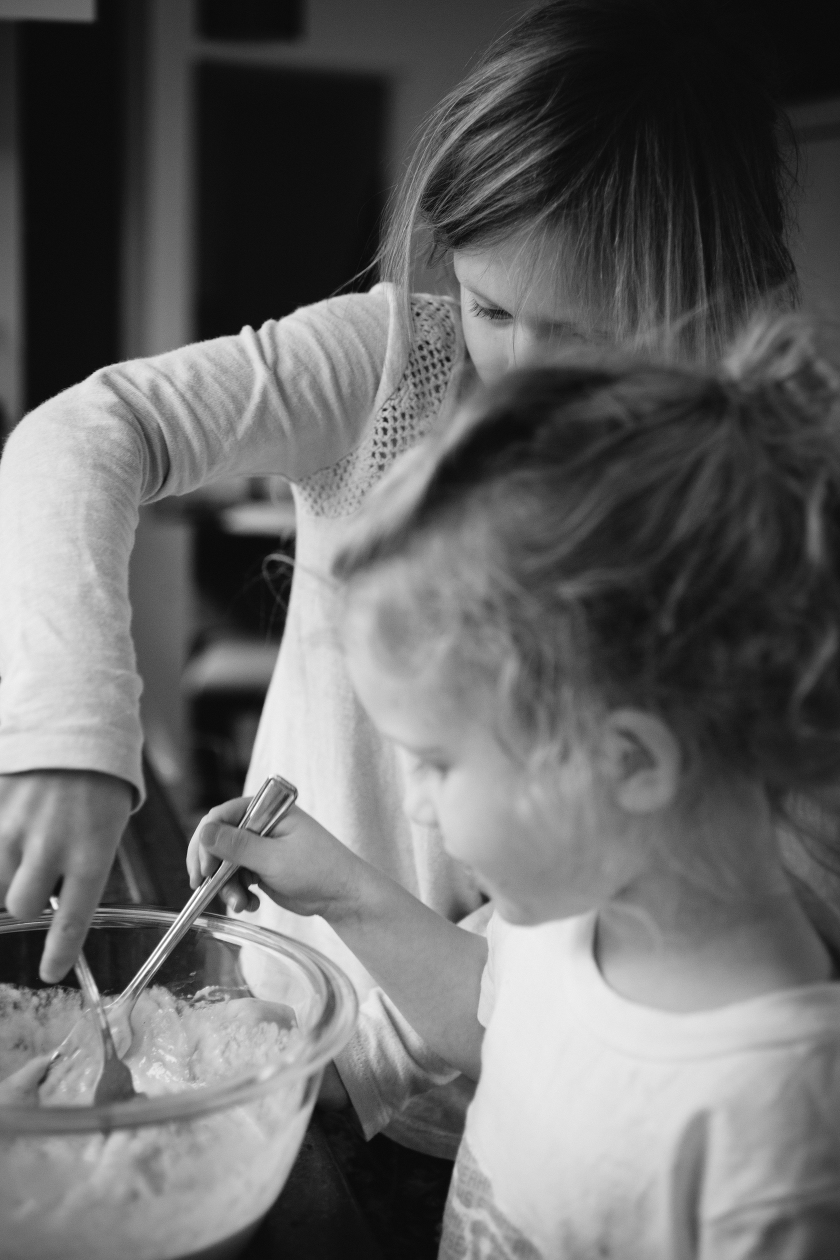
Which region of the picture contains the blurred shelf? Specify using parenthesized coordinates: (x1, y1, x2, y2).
(182, 638, 280, 696)
(219, 499, 295, 537)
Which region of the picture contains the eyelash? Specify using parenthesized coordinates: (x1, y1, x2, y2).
(416, 757, 449, 778)
(468, 297, 512, 324)
(467, 297, 602, 343)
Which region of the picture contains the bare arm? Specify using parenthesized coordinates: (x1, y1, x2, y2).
(189, 799, 487, 1080)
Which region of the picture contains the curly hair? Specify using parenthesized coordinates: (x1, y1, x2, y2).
(334, 316, 840, 795)
(380, 0, 798, 360)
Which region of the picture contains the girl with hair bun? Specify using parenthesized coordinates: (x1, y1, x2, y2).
(0, 0, 803, 1151)
(197, 315, 840, 1257)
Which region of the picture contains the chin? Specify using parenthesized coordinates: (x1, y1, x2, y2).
(473, 869, 568, 925)
(489, 884, 579, 927)
(489, 892, 548, 927)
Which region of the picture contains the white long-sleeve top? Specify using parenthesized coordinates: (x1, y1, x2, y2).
(0, 285, 484, 1150)
(0, 286, 480, 920)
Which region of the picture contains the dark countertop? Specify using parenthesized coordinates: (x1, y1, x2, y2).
(244, 1113, 385, 1260)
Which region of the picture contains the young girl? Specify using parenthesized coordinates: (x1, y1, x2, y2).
(0, 0, 802, 1150)
(193, 316, 840, 1257)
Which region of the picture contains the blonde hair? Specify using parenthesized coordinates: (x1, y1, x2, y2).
(335, 316, 840, 795)
(381, 0, 798, 360)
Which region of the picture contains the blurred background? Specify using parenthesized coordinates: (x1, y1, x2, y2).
(0, 0, 838, 827)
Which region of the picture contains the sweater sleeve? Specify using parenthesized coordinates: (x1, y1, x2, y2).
(332, 986, 462, 1139)
(0, 289, 397, 799)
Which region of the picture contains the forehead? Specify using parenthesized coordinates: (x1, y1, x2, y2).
(453, 230, 594, 325)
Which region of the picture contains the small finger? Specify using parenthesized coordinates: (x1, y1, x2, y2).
(5, 852, 60, 923)
(198, 824, 272, 914)
(220, 879, 251, 913)
(188, 837, 221, 886)
(199, 820, 257, 866)
(238, 868, 260, 914)
(186, 836, 203, 888)
(0, 842, 22, 906)
(204, 796, 252, 826)
(37, 870, 109, 984)
(0, 1054, 52, 1105)
(219, 866, 261, 912)
(188, 797, 252, 881)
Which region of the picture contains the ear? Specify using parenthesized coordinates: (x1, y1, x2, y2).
(596, 709, 682, 814)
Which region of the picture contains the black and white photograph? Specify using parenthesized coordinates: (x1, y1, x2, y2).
(0, 1, 839, 1256)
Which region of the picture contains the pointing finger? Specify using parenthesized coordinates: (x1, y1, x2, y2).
(37, 869, 109, 983)
(199, 821, 260, 866)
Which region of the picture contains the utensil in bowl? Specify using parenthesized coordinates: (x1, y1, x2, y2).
(0, 907, 357, 1260)
(107, 773, 298, 1057)
(47, 773, 297, 1084)
(46, 896, 144, 1106)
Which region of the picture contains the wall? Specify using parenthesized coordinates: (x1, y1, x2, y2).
(789, 98, 840, 319)
(0, 25, 20, 432)
(125, 0, 535, 361)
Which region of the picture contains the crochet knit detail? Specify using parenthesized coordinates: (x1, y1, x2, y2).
(296, 295, 459, 519)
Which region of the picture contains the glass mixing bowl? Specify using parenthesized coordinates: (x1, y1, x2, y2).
(0, 907, 357, 1260)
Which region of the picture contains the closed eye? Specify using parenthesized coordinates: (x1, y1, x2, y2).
(419, 760, 449, 778)
(409, 753, 451, 779)
(468, 297, 513, 324)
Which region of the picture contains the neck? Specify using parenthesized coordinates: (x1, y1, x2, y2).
(596, 778, 833, 1012)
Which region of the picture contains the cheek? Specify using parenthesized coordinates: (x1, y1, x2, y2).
(432, 785, 484, 863)
(446, 799, 529, 883)
(461, 314, 509, 386)
(402, 768, 439, 828)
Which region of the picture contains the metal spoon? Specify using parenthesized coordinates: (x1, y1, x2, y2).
(44, 774, 297, 1101)
(47, 896, 144, 1105)
(101, 773, 298, 1061)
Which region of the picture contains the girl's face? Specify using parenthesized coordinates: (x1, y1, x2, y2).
(345, 595, 643, 926)
(454, 234, 601, 385)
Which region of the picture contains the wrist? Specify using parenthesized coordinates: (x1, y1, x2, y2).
(325, 849, 382, 930)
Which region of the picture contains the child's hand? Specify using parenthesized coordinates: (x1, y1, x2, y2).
(187, 796, 364, 922)
(0, 1054, 51, 1105)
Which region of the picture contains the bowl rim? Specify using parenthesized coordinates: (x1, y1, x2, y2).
(0, 907, 358, 1134)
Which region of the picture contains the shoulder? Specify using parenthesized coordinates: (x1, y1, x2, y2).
(488, 912, 585, 975)
(259, 286, 462, 383)
(267, 283, 464, 426)
(253, 286, 396, 380)
(700, 995, 840, 1227)
(386, 290, 463, 396)
(478, 913, 583, 1030)
(294, 288, 467, 518)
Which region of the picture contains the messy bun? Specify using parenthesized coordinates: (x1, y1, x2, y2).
(335, 315, 840, 794)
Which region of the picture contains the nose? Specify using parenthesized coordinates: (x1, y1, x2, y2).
(403, 770, 438, 828)
(510, 326, 551, 371)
